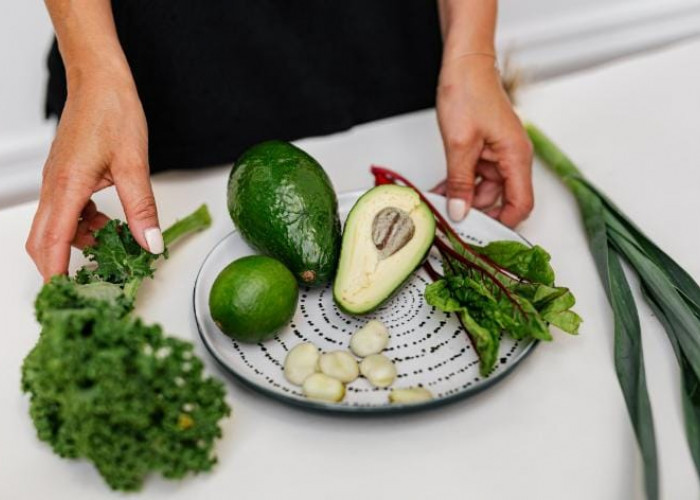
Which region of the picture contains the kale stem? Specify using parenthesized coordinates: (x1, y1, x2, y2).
(123, 278, 142, 303)
(162, 204, 212, 247)
(123, 205, 212, 300)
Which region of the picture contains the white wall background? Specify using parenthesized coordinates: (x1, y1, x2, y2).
(1, 0, 700, 207)
(0, 0, 54, 206)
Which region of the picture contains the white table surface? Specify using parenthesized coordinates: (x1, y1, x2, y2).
(2, 39, 700, 500)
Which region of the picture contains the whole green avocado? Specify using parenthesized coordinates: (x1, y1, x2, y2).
(227, 141, 341, 286)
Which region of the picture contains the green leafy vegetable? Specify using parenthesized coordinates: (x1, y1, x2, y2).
(76, 204, 211, 302)
(21, 204, 230, 492)
(474, 241, 555, 286)
(76, 219, 159, 290)
(527, 122, 700, 500)
(372, 167, 581, 377)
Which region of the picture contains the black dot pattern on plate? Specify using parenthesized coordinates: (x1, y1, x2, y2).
(219, 229, 531, 408)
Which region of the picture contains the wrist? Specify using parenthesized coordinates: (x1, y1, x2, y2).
(64, 53, 136, 94)
(439, 0, 497, 59)
(48, 0, 134, 93)
(440, 53, 500, 84)
(442, 38, 496, 62)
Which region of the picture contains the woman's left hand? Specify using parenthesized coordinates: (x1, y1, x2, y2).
(435, 54, 534, 228)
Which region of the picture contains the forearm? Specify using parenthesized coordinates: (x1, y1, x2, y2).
(45, 0, 133, 89)
(438, 0, 497, 60)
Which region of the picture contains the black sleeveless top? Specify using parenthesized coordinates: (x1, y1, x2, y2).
(46, 1, 443, 172)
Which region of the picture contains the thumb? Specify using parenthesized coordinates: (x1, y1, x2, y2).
(445, 133, 483, 222)
(113, 159, 163, 254)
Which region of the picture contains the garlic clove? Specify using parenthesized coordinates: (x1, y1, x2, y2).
(284, 343, 320, 386)
(319, 351, 359, 383)
(350, 320, 389, 357)
(359, 354, 396, 388)
(302, 373, 346, 402)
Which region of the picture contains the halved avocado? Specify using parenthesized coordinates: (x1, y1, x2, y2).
(333, 185, 436, 315)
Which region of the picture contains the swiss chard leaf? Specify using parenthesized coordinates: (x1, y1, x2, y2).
(458, 310, 500, 376)
(425, 266, 558, 375)
(425, 279, 501, 375)
(424, 280, 463, 313)
(512, 283, 582, 334)
(475, 241, 555, 286)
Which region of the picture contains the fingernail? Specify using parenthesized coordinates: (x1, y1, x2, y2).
(144, 227, 164, 254)
(448, 198, 468, 222)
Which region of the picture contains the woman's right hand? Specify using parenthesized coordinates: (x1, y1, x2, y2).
(26, 69, 162, 281)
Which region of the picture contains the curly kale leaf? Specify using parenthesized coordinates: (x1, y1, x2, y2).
(23, 204, 229, 492)
(76, 219, 163, 289)
(22, 308, 230, 491)
(74, 205, 211, 301)
(35, 276, 133, 323)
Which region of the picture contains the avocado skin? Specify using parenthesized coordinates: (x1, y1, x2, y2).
(227, 141, 341, 287)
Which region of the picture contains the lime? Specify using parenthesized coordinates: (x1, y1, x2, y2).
(209, 255, 298, 343)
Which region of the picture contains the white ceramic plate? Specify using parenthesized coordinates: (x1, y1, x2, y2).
(193, 191, 537, 414)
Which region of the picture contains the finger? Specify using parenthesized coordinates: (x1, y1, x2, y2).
(498, 153, 534, 228)
(27, 175, 94, 281)
(94, 176, 113, 192)
(26, 200, 52, 280)
(71, 200, 110, 249)
(81, 199, 111, 232)
(472, 179, 502, 209)
(444, 132, 483, 222)
(475, 160, 503, 182)
(480, 146, 499, 163)
(485, 205, 502, 219)
(113, 157, 163, 254)
(430, 179, 447, 195)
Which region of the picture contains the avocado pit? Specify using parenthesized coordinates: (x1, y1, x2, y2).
(372, 207, 415, 259)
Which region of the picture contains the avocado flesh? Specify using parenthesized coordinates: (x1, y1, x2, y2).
(333, 185, 436, 314)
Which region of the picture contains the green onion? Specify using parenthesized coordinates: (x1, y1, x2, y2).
(526, 123, 700, 500)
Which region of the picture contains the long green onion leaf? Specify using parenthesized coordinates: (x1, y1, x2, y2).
(526, 123, 660, 499)
(642, 286, 700, 477)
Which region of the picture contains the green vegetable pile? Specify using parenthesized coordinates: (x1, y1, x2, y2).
(526, 124, 700, 500)
(21, 205, 231, 492)
(424, 237, 581, 375)
(371, 167, 581, 376)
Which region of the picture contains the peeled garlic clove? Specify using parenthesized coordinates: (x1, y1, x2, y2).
(284, 343, 320, 386)
(302, 373, 346, 402)
(350, 320, 389, 357)
(388, 387, 434, 404)
(319, 351, 359, 383)
(359, 354, 396, 388)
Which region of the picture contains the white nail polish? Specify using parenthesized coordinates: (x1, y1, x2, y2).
(448, 199, 468, 222)
(144, 227, 164, 254)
